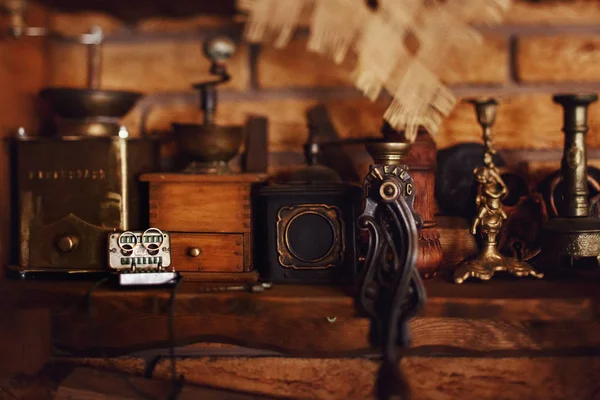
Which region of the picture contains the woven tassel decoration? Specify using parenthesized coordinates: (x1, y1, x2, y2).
(244, 0, 311, 48)
(442, 0, 511, 25)
(239, 0, 513, 143)
(379, 0, 422, 28)
(352, 0, 423, 101)
(412, 6, 483, 74)
(235, 0, 255, 13)
(352, 12, 409, 101)
(384, 60, 456, 141)
(307, 0, 368, 64)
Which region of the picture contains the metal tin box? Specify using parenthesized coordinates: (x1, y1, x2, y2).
(9, 136, 159, 271)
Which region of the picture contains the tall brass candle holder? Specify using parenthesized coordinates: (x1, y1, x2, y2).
(454, 99, 543, 284)
(537, 94, 600, 269)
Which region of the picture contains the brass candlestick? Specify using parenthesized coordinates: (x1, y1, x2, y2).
(537, 94, 600, 269)
(454, 99, 543, 284)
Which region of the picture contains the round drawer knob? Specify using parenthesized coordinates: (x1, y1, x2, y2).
(188, 247, 201, 258)
(57, 235, 79, 252)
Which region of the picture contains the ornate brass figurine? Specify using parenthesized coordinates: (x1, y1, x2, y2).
(538, 94, 600, 269)
(454, 99, 543, 284)
(357, 140, 425, 400)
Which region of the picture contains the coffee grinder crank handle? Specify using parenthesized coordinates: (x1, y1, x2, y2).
(357, 141, 426, 400)
(192, 36, 236, 126)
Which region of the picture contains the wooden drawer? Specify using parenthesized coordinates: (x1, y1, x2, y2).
(170, 233, 244, 272)
(149, 182, 251, 233)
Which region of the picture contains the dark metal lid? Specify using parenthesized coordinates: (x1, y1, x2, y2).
(287, 165, 343, 184)
(7, 135, 158, 142)
(256, 181, 362, 196)
(39, 87, 143, 120)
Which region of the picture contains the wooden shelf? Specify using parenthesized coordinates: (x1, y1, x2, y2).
(2, 275, 600, 357)
(3, 276, 599, 320)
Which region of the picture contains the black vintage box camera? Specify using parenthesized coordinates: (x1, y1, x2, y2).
(252, 166, 363, 284)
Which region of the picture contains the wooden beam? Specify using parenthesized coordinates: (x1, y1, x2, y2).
(50, 314, 600, 356)
(3, 277, 600, 355)
(60, 356, 600, 400)
(54, 367, 272, 400)
(0, 306, 51, 378)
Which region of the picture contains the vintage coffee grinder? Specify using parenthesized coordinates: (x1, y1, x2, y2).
(356, 139, 426, 400)
(4, 3, 159, 273)
(140, 37, 265, 282)
(537, 94, 600, 270)
(173, 37, 244, 174)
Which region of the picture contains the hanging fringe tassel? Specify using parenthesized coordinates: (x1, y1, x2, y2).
(244, 0, 311, 48)
(384, 60, 456, 141)
(236, 0, 255, 13)
(352, 12, 410, 101)
(412, 6, 483, 75)
(379, 0, 423, 28)
(443, 0, 512, 25)
(307, 0, 368, 64)
(240, 0, 513, 143)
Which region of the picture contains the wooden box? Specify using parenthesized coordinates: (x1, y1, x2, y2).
(139, 173, 265, 281)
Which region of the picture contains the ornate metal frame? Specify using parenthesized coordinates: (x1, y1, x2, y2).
(276, 204, 345, 269)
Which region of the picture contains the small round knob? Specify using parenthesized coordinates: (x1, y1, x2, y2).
(188, 247, 201, 258)
(57, 235, 79, 252)
(203, 36, 236, 62)
(380, 181, 399, 201)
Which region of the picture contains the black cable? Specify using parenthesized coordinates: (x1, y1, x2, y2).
(166, 276, 185, 400)
(86, 277, 159, 400)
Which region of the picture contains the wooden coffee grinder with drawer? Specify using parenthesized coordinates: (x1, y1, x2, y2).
(140, 37, 267, 281)
(140, 173, 264, 281)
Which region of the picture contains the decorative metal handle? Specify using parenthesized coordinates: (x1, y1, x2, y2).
(188, 248, 201, 258)
(357, 141, 426, 400)
(192, 36, 236, 126)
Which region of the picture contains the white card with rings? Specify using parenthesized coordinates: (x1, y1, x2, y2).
(108, 228, 172, 271)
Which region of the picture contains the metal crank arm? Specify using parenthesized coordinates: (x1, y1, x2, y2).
(357, 161, 426, 400)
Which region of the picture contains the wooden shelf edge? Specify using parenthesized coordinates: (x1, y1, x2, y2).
(2, 276, 599, 321)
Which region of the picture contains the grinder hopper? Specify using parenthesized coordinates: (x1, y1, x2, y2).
(173, 36, 244, 174)
(40, 87, 142, 137)
(36, 24, 142, 137)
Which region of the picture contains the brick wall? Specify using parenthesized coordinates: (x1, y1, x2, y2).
(6, 1, 600, 175)
(0, 5, 48, 270)
(32, 0, 600, 163)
